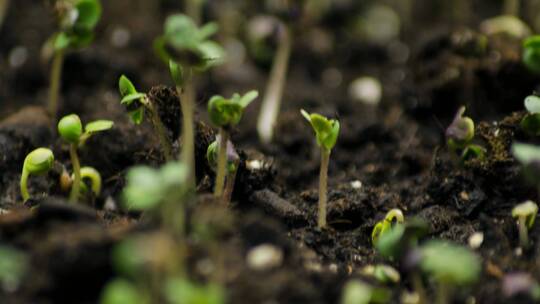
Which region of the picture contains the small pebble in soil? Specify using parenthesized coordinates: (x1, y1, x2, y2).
(468, 232, 484, 249)
(8, 46, 28, 68)
(246, 244, 283, 271)
(514, 247, 523, 257)
(246, 159, 263, 171)
(104, 196, 117, 212)
(110, 26, 131, 48)
(349, 77, 382, 105)
(196, 258, 215, 276)
(350, 180, 363, 189)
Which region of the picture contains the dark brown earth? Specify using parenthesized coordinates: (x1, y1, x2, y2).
(2, 1, 540, 303)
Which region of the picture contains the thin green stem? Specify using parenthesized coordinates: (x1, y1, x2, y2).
(318, 149, 330, 228)
(69, 143, 81, 203)
(222, 164, 238, 206)
(48, 50, 65, 122)
(176, 77, 196, 188)
(214, 128, 228, 198)
(144, 97, 173, 161)
(257, 24, 292, 143)
(518, 217, 529, 248)
(20, 169, 30, 202)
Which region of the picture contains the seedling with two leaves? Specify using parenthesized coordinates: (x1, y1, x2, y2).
(207, 91, 258, 200)
(46, 0, 102, 121)
(446, 106, 485, 162)
(118, 75, 173, 161)
(301, 110, 340, 228)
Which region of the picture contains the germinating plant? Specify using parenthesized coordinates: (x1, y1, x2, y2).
(208, 91, 258, 199)
(118, 75, 173, 161)
(372, 209, 405, 246)
(512, 142, 540, 193)
(301, 109, 340, 228)
(446, 106, 485, 161)
(523, 35, 540, 74)
(206, 136, 239, 205)
(47, 0, 102, 121)
(521, 95, 540, 135)
(58, 114, 113, 203)
(155, 14, 225, 187)
(511, 200, 538, 248)
(20, 148, 54, 202)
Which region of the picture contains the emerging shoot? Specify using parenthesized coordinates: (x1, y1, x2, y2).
(301, 109, 340, 228)
(208, 91, 258, 200)
(20, 148, 54, 202)
(523, 35, 540, 74)
(58, 114, 113, 203)
(206, 136, 240, 205)
(47, 0, 102, 121)
(521, 95, 540, 136)
(446, 106, 485, 161)
(372, 209, 405, 246)
(511, 200, 538, 248)
(512, 142, 540, 192)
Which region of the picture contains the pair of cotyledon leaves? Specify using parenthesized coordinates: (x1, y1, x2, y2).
(54, 0, 101, 51)
(301, 109, 340, 152)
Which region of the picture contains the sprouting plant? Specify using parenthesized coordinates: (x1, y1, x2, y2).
(60, 166, 102, 198)
(372, 209, 405, 246)
(47, 0, 102, 121)
(521, 95, 540, 135)
(376, 218, 429, 261)
(118, 75, 173, 161)
(206, 136, 239, 205)
(0, 245, 28, 292)
(208, 91, 258, 199)
(340, 279, 391, 304)
(361, 264, 401, 285)
(523, 35, 540, 74)
(20, 148, 54, 202)
(419, 240, 481, 304)
(58, 114, 113, 203)
(301, 109, 340, 228)
(256, 20, 292, 144)
(446, 106, 485, 161)
(511, 200, 538, 248)
(512, 142, 540, 192)
(155, 14, 225, 187)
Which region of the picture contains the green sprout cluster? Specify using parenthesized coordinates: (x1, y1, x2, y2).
(446, 106, 485, 161)
(207, 91, 258, 200)
(372, 209, 405, 246)
(301, 109, 340, 228)
(20, 148, 55, 202)
(521, 95, 540, 136)
(47, 0, 102, 121)
(523, 35, 540, 74)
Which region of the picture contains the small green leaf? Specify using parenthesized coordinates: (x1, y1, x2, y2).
(199, 22, 219, 40)
(119, 75, 138, 97)
(74, 0, 102, 31)
(129, 108, 144, 125)
(101, 279, 144, 304)
(54, 32, 71, 51)
(523, 36, 540, 74)
(420, 241, 481, 285)
(23, 148, 55, 175)
(208, 93, 253, 127)
(239, 90, 259, 107)
(121, 93, 146, 105)
(123, 167, 163, 210)
(512, 142, 540, 165)
(525, 95, 540, 114)
(300, 110, 340, 151)
(58, 114, 83, 143)
(85, 120, 114, 133)
(169, 60, 184, 87)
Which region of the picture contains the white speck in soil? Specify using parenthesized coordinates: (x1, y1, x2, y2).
(247, 244, 283, 271)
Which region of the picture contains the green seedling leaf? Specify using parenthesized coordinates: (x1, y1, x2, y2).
(341, 280, 372, 304)
(128, 108, 144, 125)
(461, 144, 486, 161)
(85, 120, 114, 133)
(420, 240, 481, 286)
(208, 91, 258, 127)
(74, 0, 102, 31)
(523, 36, 540, 74)
(121, 93, 146, 105)
(525, 95, 540, 114)
(301, 109, 340, 151)
(119, 75, 138, 97)
(372, 209, 405, 246)
(123, 167, 163, 210)
(199, 22, 219, 40)
(239, 90, 259, 107)
(512, 142, 540, 165)
(54, 32, 71, 51)
(376, 218, 429, 260)
(169, 60, 184, 87)
(446, 106, 475, 149)
(521, 113, 540, 136)
(101, 279, 145, 304)
(165, 277, 225, 304)
(58, 114, 83, 143)
(23, 148, 54, 175)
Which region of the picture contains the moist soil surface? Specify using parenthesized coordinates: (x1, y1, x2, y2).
(2, 1, 540, 303)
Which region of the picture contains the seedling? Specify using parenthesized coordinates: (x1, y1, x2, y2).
(372, 209, 405, 246)
(376, 218, 429, 261)
(361, 264, 401, 284)
(521, 95, 540, 136)
(523, 35, 540, 74)
(61, 166, 102, 198)
(206, 136, 239, 205)
(118, 75, 173, 161)
(419, 240, 481, 304)
(256, 20, 292, 143)
(340, 280, 391, 304)
(155, 14, 225, 187)
(301, 109, 340, 228)
(20, 148, 54, 202)
(511, 200, 538, 248)
(512, 142, 540, 191)
(446, 106, 485, 161)
(47, 0, 102, 120)
(58, 114, 113, 203)
(208, 91, 258, 199)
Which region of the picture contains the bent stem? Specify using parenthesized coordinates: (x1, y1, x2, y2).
(257, 24, 292, 143)
(318, 149, 330, 228)
(518, 217, 529, 248)
(20, 169, 30, 202)
(214, 128, 228, 198)
(69, 144, 81, 203)
(176, 73, 196, 188)
(144, 97, 173, 161)
(48, 49, 65, 122)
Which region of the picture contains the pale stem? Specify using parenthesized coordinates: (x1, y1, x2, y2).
(144, 97, 173, 161)
(214, 128, 228, 197)
(518, 217, 529, 248)
(48, 49, 65, 122)
(69, 143, 81, 203)
(257, 25, 292, 143)
(185, 0, 203, 25)
(222, 164, 238, 206)
(0, 0, 9, 30)
(436, 282, 450, 304)
(318, 149, 330, 228)
(20, 168, 30, 202)
(504, 0, 520, 15)
(176, 78, 196, 188)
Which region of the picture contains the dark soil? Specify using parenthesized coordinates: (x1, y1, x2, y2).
(1, 1, 540, 303)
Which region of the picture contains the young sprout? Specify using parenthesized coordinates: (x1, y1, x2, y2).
(446, 106, 485, 161)
(521, 95, 540, 136)
(523, 35, 540, 74)
(376, 218, 429, 261)
(301, 109, 340, 228)
(511, 200, 538, 248)
(420, 240, 481, 304)
(59, 166, 102, 198)
(58, 114, 113, 203)
(512, 142, 540, 192)
(340, 280, 391, 304)
(208, 91, 258, 199)
(20, 148, 54, 202)
(118, 75, 173, 161)
(372, 209, 405, 246)
(155, 14, 225, 187)
(256, 20, 292, 144)
(47, 0, 102, 121)
(206, 136, 240, 205)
